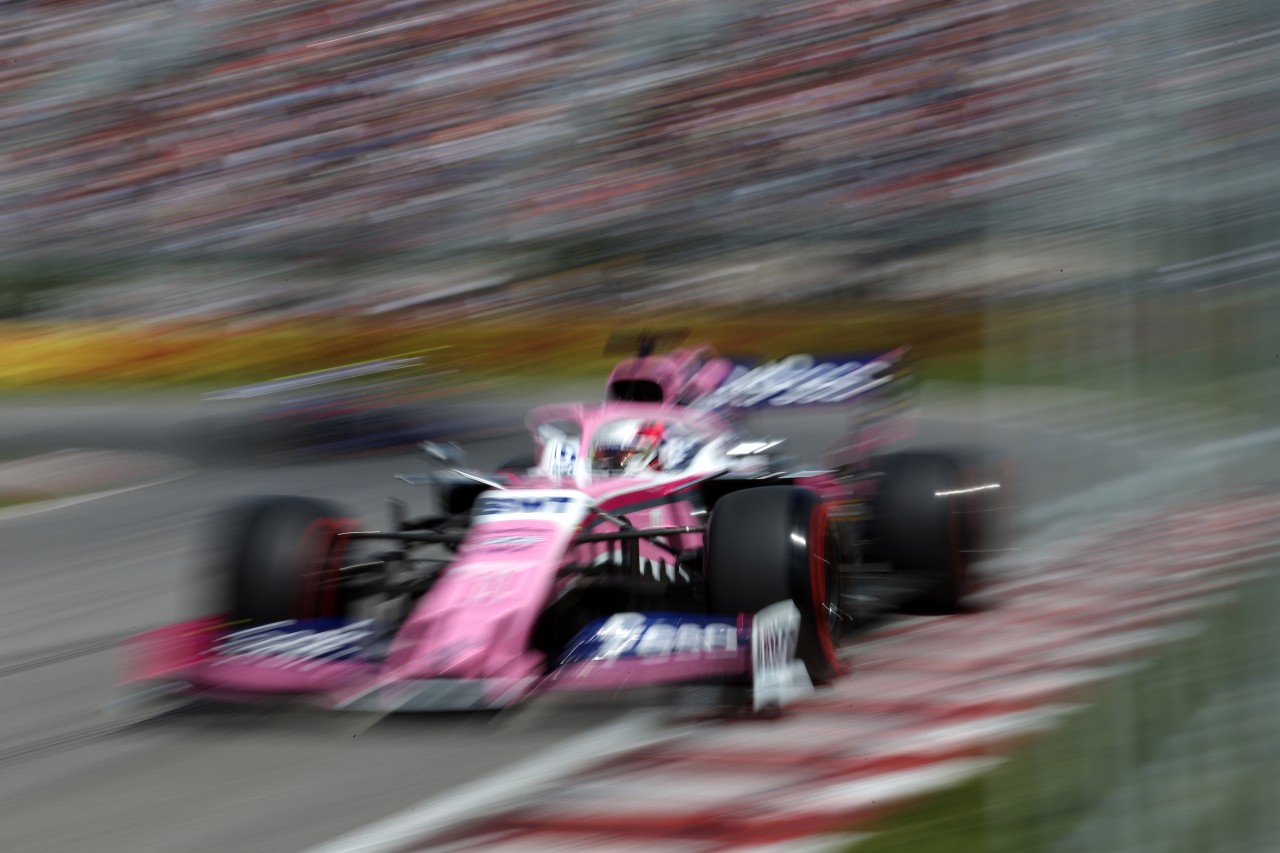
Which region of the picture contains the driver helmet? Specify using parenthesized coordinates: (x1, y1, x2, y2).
(591, 419, 666, 475)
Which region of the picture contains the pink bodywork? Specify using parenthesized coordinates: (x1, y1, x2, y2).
(606, 345, 737, 405)
(124, 402, 753, 708)
(387, 404, 736, 684)
(124, 347, 920, 709)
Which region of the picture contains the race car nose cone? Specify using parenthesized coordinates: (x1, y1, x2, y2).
(385, 603, 544, 681)
(429, 643, 486, 678)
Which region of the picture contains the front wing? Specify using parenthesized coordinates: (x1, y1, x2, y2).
(120, 604, 811, 713)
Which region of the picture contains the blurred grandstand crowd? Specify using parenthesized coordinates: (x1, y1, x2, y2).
(0, 0, 1273, 271)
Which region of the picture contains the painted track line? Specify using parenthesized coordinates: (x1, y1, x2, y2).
(735, 832, 875, 853)
(307, 710, 695, 853)
(0, 470, 194, 523)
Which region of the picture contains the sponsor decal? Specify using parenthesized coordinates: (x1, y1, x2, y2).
(476, 496, 577, 515)
(558, 613, 744, 665)
(473, 490, 589, 522)
(215, 619, 376, 670)
(472, 532, 545, 551)
(445, 560, 536, 603)
(546, 439, 579, 480)
(662, 435, 699, 470)
(695, 354, 895, 409)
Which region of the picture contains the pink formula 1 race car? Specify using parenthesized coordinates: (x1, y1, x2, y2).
(122, 345, 1006, 712)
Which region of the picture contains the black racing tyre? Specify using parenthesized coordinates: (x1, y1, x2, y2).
(210, 496, 361, 625)
(868, 451, 972, 613)
(703, 486, 841, 683)
(952, 449, 1016, 555)
(903, 446, 1014, 556)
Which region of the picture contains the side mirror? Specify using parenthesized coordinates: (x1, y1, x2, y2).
(412, 442, 506, 491)
(420, 441, 466, 466)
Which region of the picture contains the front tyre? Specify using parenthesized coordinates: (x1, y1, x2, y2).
(210, 496, 360, 625)
(703, 486, 841, 683)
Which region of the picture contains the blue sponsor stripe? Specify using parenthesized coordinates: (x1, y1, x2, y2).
(216, 618, 384, 663)
(557, 613, 747, 665)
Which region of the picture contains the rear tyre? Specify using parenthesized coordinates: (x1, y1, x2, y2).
(868, 452, 972, 613)
(210, 496, 360, 625)
(704, 486, 841, 683)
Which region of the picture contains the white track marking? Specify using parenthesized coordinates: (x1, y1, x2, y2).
(0, 470, 193, 523)
(308, 710, 692, 853)
(734, 833, 875, 852)
(766, 757, 1006, 815)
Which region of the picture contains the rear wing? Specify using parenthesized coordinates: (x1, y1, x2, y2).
(691, 348, 915, 411)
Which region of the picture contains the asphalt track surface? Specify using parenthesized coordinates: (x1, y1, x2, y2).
(0, 385, 1153, 853)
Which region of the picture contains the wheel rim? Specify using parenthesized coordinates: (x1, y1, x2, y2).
(807, 500, 842, 673)
(292, 516, 357, 619)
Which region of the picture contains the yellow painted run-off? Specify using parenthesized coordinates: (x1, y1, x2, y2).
(0, 305, 986, 388)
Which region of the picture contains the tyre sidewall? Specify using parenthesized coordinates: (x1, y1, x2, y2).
(704, 486, 840, 683)
(211, 496, 358, 625)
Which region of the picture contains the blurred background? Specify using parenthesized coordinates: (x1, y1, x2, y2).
(0, 0, 1277, 850)
(0, 0, 1275, 403)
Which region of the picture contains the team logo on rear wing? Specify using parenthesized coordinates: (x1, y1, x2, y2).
(693, 351, 910, 410)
